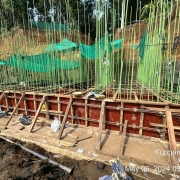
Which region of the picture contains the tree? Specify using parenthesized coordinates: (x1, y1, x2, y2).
(140, 0, 177, 22)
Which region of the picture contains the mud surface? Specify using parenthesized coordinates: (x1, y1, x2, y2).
(1, 137, 180, 180)
(0, 137, 112, 180)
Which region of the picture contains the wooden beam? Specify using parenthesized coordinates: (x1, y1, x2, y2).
(24, 94, 28, 115)
(133, 91, 139, 102)
(150, 122, 180, 130)
(166, 110, 179, 166)
(71, 99, 74, 124)
(29, 95, 46, 133)
(85, 99, 88, 127)
(14, 92, 18, 115)
(162, 106, 168, 139)
(113, 90, 118, 101)
(45, 97, 50, 120)
(153, 92, 170, 103)
(96, 100, 106, 150)
(33, 95, 37, 111)
(5, 93, 10, 111)
(58, 97, 62, 121)
(5, 93, 25, 127)
(64, 90, 76, 95)
(119, 102, 124, 133)
(145, 107, 180, 113)
(57, 98, 73, 139)
(0, 92, 5, 103)
(82, 88, 94, 95)
(100, 89, 106, 95)
(120, 120, 128, 156)
(139, 106, 144, 136)
(0, 92, 5, 111)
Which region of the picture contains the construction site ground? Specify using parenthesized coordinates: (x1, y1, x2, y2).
(0, 115, 180, 179)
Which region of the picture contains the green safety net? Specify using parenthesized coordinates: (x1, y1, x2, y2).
(130, 30, 147, 60)
(0, 60, 5, 65)
(110, 38, 124, 50)
(80, 37, 124, 59)
(45, 39, 78, 52)
(31, 22, 73, 32)
(4, 53, 80, 72)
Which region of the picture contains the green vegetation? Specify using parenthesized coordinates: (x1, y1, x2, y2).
(0, 0, 180, 104)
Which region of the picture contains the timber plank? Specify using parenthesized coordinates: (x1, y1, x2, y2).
(5, 93, 25, 127)
(29, 95, 46, 133)
(96, 100, 106, 150)
(120, 120, 128, 156)
(57, 98, 73, 139)
(166, 110, 179, 166)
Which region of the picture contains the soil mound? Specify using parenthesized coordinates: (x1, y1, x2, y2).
(0, 137, 112, 180)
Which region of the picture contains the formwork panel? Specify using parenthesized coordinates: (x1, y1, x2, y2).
(8, 93, 15, 109)
(26, 94, 35, 116)
(1, 97, 6, 111)
(143, 113, 163, 137)
(123, 103, 140, 134)
(74, 99, 85, 125)
(61, 97, 72, 123)
(88, 100, 101, 127)
(106, 102, 121, 131)
(172, 117, 180, 141)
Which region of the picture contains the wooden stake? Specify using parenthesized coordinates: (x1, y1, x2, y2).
(57, 98, 73, 140)
(120, 120, 128, 156)
(0, 92, 5, 111)
(113, 90, 118, 101)
(24, 94, 28, 115)
(96, 100, 106, 150)
(14, 92, 18, 114)
(5, 93, 25, 127)
(71, 100, 74, 124)
(33, 94, 37, 111)
(139, 106, 144, 136)
(133, 91, 139, 102)
(45, 97, 50, 120)
(119, 102, 124, 133)
(58, 96, 61, 121)
(29, 95, 46, 133)
(166, 110, 179, 166)
(5, 93, 10, 111)
(85, 99, 88, 127)
(153, 92, 170, 104)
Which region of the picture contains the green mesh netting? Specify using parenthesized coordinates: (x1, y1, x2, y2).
(110, 38, 124, 50)
(45, 39, 78, 52)
(5, 53, 80, 72)
(31, 22, 73, 32)
(80, 37, 124, 59)
(130, 30, 147, 60)
(0, 60, 5, 65)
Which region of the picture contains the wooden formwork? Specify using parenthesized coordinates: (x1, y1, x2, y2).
(0, 89, 180, 165)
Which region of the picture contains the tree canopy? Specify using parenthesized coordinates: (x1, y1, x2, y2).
(0, 0, 169, 38)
